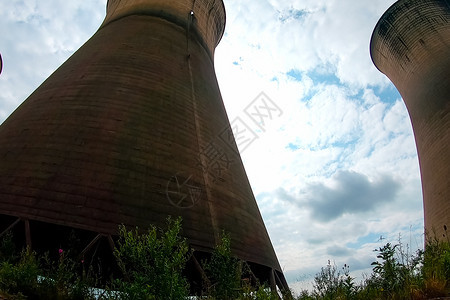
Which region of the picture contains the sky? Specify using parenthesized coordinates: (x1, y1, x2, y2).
(0, 0, 424, 294)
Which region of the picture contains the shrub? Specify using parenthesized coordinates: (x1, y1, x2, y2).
(250, 284, 281, 300)
(111, 217, 190, 300)
(303, 233, 449, 300)
(203, 231, 242, 299)
(0, 248, 39, 297)
(310, 261, 357, 300)
(370, 243, 405, 297)
(422, 231, 450, 298)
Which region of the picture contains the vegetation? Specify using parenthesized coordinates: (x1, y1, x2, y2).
(203, 231, 242, 299)
(110, 218, 190, 299)
(297, 231, 450, 300)
(0, 218, 282, 299)
(0, 232, 95, 299)
(0, 220, 448, 299)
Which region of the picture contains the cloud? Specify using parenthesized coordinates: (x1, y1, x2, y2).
(0, 0, 424, 294)
(215, 0, 422, 286)
(326, 245, 353, 257)
(287, 171, 400, 222)
(216, 0, 396, 91)
(0, 0, 104, 123)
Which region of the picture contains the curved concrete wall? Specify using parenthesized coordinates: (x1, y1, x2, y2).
(371, 0, 450, 239)
(102, 0, 225, 56)
(0, 0, 284, 282)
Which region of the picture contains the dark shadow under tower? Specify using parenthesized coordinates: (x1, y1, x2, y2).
(0, 0, 288, 292)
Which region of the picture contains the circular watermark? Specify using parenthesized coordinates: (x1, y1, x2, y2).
(166, 173, 202, 209)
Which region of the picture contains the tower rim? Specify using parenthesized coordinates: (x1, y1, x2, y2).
(370, 0, 450, 80)
(369, 0, 398, 74)
(102, 0, 226, 54)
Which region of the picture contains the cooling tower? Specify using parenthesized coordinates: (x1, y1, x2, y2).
(0, 0, 288, 291)
(370, 0, 450, 239)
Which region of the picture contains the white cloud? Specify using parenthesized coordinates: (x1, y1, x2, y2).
(216, 0, 396, 92)
(0, 0, 423, 294)
(0, 0, 104, 122)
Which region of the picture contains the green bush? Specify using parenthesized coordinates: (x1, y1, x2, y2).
(370, 243, 407, 298)
(421, 232, 450, 298)
(3, 220, 447, 300)
(307, 261, 357, 300)
(298, 234, 450, 300)
(0, 245, 95, 300)
(201, 232, 286, 300)
(0, 248, 39, 297)
(39, 249, 96, 300)
(0, 219, 289, 299)
(203, 231, 242, 299)
(111, 217, 190, 300)
(250, 285, 281, 300)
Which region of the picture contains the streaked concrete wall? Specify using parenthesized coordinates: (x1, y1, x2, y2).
(371, 0, 450, 239)
(0, 0, 284, 281)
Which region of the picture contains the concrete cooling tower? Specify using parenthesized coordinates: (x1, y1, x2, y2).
(0, 0, 288, 292)
(370, 0, 450, 239)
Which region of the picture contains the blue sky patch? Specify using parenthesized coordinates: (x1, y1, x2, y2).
(307, 69, 341, 85)
(278, 8, 309, 23)
(347, 232, 384, 249)
(286, 142, 300, 151)
(287, 69, 303, 81)
(371, 84, 402, 104)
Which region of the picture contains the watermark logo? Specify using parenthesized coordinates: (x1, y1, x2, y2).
(197, 142, 234, 182)
(165, 92, 282, 207)
(219, 117, 258, 155)
(166, 173, 203, 209)
(245, 92, 283, 131)
(220, 92, 282, 154)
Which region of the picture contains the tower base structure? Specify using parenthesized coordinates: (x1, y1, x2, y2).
(370, 0, 450, 239)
